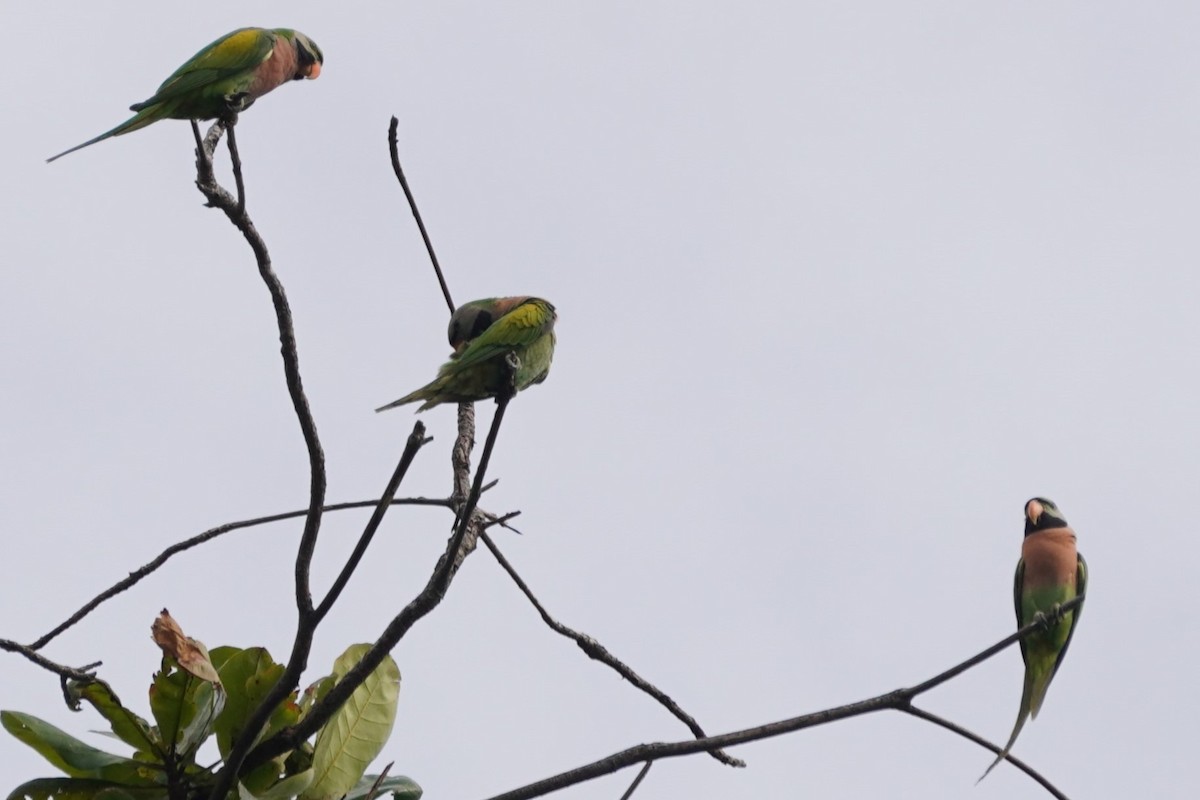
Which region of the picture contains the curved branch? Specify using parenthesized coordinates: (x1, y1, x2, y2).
(0, 639, 97, 683)
(315, 424, 432, 620)
(26, 496, 452, 651)
(900, 706, 1068, 800)
(193, 119, 327, 620)
(477, 597, 1086, 800)
(617, 763, 652, 800)
(388, 116, 454, 314)
(192, 119, 335, 799)
(242, 394, 515, 773)
(478, 531, 745, 768)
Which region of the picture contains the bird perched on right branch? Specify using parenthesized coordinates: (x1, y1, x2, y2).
(377, 296, 557, 412)
(979, 496, 1087, 782)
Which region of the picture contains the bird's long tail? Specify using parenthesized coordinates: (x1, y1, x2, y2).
(977, 671, 1034, 783)
(375, 383, 441, 413)
(46, 110, 159, 163)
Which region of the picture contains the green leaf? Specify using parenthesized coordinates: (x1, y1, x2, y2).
(208, 645, 243, 674)
(178, 680, 225, 758)
(213, 647, 288, 758)
(238, 769, 314, 800)
(212, 647, 301, 793)
(72, 680, 161, 758)
(343, 775, 422, 800)
(1, 711, 164, 787)
(300, 645, 400, 800)
(7, 777, 169, 800)
(148, 658, 225, 762)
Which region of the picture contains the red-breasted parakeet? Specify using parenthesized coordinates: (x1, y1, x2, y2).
(979, 497, 1087, 781)
(48, 27, 322, 162)
(377, 296, 557, 412)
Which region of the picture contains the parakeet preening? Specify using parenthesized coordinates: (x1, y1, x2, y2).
(376, 297, 557, 412)
(48, 27, 323, 162)
(979, 497, 1087, 782)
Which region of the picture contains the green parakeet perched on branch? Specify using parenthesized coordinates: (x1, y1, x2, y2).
(377, 297, 557, 412)
(979, 497, 1087, 782)
(48, 27, 323, 162)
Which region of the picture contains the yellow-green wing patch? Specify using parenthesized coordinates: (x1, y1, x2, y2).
(135, 28, 274, 107)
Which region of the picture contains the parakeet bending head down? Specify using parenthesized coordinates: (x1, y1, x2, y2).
(978, 497, 1087, 782)
(377, 296, 557, 413)
(48, 27, 323, 162)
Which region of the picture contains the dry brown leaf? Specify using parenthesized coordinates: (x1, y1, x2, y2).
(150, 608, 222, 685)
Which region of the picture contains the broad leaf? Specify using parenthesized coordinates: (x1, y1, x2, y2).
(238, 769, 314, 800)
(300, 645, 400, 800)
(177, 680, 224, 758)
(148, 658, 225, 761)
(1, 712, 164, 787)
(7, 777, 168, 800)
(213, 647, 289, 758)
(72, 681, 161, 758)
(213, 647, 300, 793)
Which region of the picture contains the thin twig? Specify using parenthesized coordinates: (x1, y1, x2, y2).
(901, 706, 1068, 800)
(193, 119, 328, 619)
(27, 497, 451, 651)
(241, 394, 515, 773)
(616, 763, 652, 800)
(212, 420, 430, 800)
(388, 116, 454, 314)
(481, 511, 522, 532)
(478, 532, 744, 768)
(226, 116, 246, 215)
(193, 119, 330, 800)
(315, 424, 431, 621)
(0, 640, 98, 683)
(452, 402, 476, 509)
(903, 594, 1085, 697)
(477, 598, 1086, 800)
(190, 120, 205, 162)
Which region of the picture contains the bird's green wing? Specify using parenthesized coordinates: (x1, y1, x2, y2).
(133, 28, 275, 109)
(451, 300, 553, 370)
(1048, 553, 1087, 680)
(1012, 558, 1028, 664)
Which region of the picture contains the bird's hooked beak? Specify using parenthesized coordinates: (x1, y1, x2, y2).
(1025, 498, 1044, 526)
(294, 35, 324, 80)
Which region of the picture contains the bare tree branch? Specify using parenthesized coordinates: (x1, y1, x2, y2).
(241, 393, 516, 773)
(0, 640, 97, 683)
(192, 118, 338, 800)
(193, 119, 328, 622)
(616, 763, 652, 800)
(26, 496, 452, 651)
(209, 423, 430, 799)
(900, 706, 1068, 800)
(389, 116, 454, 314)
(478, 531, 745, 768)
(225, 118, 247, 215)
(315, 423, 433, 621)
(478, 596, 1086, 800)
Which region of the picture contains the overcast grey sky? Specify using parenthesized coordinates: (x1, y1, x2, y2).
(2, 2, 1196, 798)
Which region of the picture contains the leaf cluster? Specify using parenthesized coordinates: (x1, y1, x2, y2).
(4, 636, 417, 800)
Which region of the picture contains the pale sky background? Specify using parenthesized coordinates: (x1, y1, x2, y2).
(2, 2, 1196, 798)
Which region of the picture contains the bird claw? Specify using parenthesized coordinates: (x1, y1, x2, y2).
(223, 94, 251, 115)
(1032, 604, 1064, 630)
